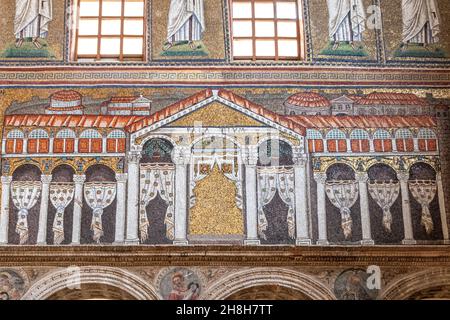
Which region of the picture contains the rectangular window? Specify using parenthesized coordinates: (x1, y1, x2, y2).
(74, 0, 146, 62)
(230, 0, 303, 61)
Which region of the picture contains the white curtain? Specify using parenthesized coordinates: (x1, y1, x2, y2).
(139, 164, 175, 243)
(83, 182, 116, 243)
(10, 181, 42, 245)
(257, 167, 296, 240)
(49, 183, 75, 245)
(326, 180, 359, 239)
(409, 180, 437, 235)
(368, 181, 400, 233)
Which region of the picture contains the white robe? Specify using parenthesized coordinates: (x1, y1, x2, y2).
(327, 0, 366, 42)
(14, 0, 52, 39)
(402, 0, 440, 44)
(167, 0, 205, 43)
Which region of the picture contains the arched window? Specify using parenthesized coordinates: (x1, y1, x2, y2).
(373, 130, 392, 152)
(326, 129, 347, 153)
(350, 129, 370, 153)
(79, 129, 102, 153)
(107, 130, 126, 153)
(28, 129, 49, 154)
(417, 129, 437, 152)
(306, 129, 324, 153)
(395, 129, 414, 152)
(54, 129, 76, 154)
(5, 130, 24, 154)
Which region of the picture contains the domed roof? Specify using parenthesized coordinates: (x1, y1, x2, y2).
(285, 92, 331, 108)
(50, 90, 82, 102)
(356, 92, 428, 106)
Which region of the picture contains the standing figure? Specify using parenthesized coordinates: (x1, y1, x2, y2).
(164, 0, 205, 51)
(327, 0, 366, 50)
(402, 0, 440, 48)
(14, 0, 53, 48)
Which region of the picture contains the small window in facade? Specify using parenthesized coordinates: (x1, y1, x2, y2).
(395, 129, 414, 152)
(230, 0, 304, 61)
(326, 129, 346, 153)
(54, 129, 77, 154)
(417, 129, 437, 152)
(350, 129, 369, 153)
(306, 129, 324, 153)
(373, 130, 392, 152)
(107, 130, 127, 153)
(74, 0, 146, 62)
(28, 129, 49, 154)
(79, 129, 103, 153)
(5, 130, 24, 154)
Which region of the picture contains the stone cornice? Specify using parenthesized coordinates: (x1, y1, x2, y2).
(0, 246, 449, 267)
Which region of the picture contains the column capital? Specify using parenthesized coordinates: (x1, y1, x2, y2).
(436, 172, 442, 182)
(1, 176, 13, 184)
(115, 173, 128, 183)
(293, 153, 308, 167)
(127, 151, 142, 164)
(40, 175, 53, 184)
(355, 172, 369, 183)
(172, 146, 191, 165)
(397, 171, 410, 182)
(313, 172, 327, 184)
(73, 174, 86, 184)
(243, 145, 258, 166)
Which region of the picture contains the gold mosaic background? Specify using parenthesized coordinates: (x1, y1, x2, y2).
(0, 0, 65, 60)
(151, 0, 226, 60)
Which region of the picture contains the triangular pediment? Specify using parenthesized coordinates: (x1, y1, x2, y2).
(168, 101, 265, 127)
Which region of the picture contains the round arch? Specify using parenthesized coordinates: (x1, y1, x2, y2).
(202, 268, 336, 300)
(21, 267, 160, 300)
(138, 134, 178, 150)
(256, 135, 298, 150)
(380, 269, 450, 300)
(11, 163, 42, 178)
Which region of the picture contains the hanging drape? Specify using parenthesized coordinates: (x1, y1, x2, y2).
(83, 182, 116, 243)
(10, 181, 42, 245)
(368, 181, 400, 233)
(49, 183, 74, 245)
(325, 180, 359, 239)
(409, 180, 437, 235)
(139, 164, 175, 242)
(257, 167, 296, 240)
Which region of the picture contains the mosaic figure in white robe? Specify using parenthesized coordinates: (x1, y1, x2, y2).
(14, 0, 53, 48)
(327, 0, 366, 50)
(402, 0, 440, 48)
(164, 0, 205, 51)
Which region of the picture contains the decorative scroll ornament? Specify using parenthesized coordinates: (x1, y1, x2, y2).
(49, 183, 75, 245)
(368, 181, 400, 233)
(325, 180, 359, 239)
(10, 181, 42, 245)
(83, 182, 117, 243)
(139, 164, 175, 242)
(257, 167, 296, 240)
(409, 180, 437, 235)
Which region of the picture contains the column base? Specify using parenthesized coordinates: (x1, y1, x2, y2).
(316, 240, 330, 246)
(360, 239, 375, 246)
(124, 239, 140, 245)
(443, 240, 450, 245)
(296, 239, 312, 246)
(402, 239, 417, 245)
(113, 241, 126, 245)
(173, 240, 189, 246)
(36, 242, 47, 246)
(71, 242, 81, 246)
(244, 239, 261, 246)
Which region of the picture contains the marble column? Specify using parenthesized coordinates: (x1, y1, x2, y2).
(397, 171, 416, 244)
(244, 146, 260, 245)
(114, 173, 128, 244)
(37, 175, 52, 245)
(356, 172, 374, 245)
(314, 172, 329, 245)
(0, 176, 13, 244)
(71, 174, 86, 245)
(436, 173, 449, 243)
(293, 154, 311, 245)
(126, 151, 142, 244)
(173, 147, 189, 245)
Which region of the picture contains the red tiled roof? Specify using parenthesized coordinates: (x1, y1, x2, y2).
(125, 89, 306, 135)
(356, 92, 428, 106)
(287, 115, 437, 129)
(110, 96, 139, 103)
(125, 89, 214, 133)
(285, 92, 331, 108)
(50, 90, 82, 102)
(3, 114, 145, 129)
